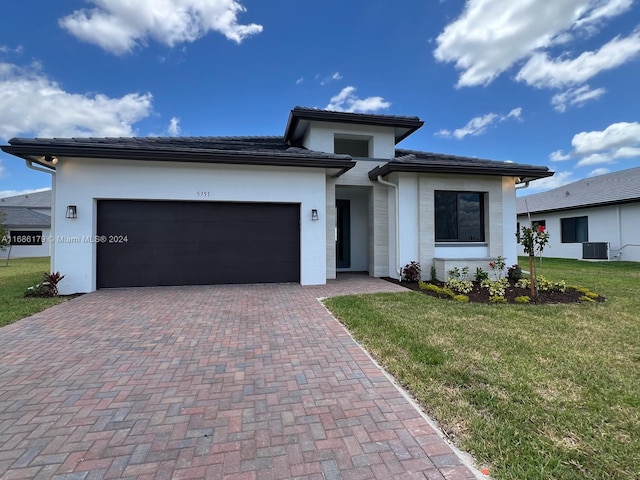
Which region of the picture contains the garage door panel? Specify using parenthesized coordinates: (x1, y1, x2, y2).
(97, 200, 300, 288)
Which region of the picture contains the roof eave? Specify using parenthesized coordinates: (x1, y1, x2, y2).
(368, 162, 553, 181)
(2, 144, 357, 172)
(284, 107, 424, 145)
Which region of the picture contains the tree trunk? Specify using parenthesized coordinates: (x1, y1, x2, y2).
(529, 253, 535, 297)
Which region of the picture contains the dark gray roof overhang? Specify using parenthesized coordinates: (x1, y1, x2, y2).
(1, 139, 357, 177)
(284, 106, 424, 145)
(368, 153, 553, 182)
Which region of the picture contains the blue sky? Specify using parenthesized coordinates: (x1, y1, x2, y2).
(1, 0, 639, 198)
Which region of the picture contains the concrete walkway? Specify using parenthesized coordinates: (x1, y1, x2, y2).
(0, 275, 480, 479)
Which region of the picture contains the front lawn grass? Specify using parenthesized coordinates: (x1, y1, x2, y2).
(0, 257, 67, 327)
(324, 257, 640, 480)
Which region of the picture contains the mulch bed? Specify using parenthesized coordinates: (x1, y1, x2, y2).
(383, 278, 605, 304)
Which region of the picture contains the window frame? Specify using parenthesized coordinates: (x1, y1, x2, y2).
(560, 216, 588, 243)
(434, 190, 486, 243)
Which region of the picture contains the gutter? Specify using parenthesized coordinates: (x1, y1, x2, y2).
(25, 160, 55, 270)
(376, 175, 401, 280)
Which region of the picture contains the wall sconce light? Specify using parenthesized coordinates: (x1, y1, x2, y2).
(311, 209, 319, 221)
(43, 155, 59, 165)
(65, 205, 77, 219)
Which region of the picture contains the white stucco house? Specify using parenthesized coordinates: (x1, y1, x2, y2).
(0, 190, 52, 258)
(517, 167, 640, 262)
(2, 107, 552, 294)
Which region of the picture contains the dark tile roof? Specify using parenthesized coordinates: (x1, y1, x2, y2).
(0, 190, 51, 207)
(284, 107, 424, 145)
(2, 136, 356, 176)
(0, 207, 51, 228)
(517, 166, 640, 214)
(368, 149, 553, 181)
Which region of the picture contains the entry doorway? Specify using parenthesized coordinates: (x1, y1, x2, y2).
(336, 199, 351, 269)
(335, 187, 370, 272)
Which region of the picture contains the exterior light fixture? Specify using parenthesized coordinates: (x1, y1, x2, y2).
(311, 209, 319, 221)
(65, 205, 77, 219)
(43, 155, 59, 165)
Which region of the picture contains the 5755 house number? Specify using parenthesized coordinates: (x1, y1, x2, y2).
(197, 191, 210, 198)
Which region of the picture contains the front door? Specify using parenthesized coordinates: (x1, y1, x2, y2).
(336, 199, 351, 269)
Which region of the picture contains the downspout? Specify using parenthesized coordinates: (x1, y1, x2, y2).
(376, 175, 401, 279)
(26, 160, 55, 270)
(515, 180, 530, 190)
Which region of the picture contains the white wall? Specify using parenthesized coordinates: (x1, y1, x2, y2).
(414, 173, 517, 280)
(53, 158, 327, 294)
(302, 121, 396, 159)
(517, 202, 640, 262)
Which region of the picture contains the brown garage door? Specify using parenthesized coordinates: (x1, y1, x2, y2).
(97, 200, 300, 288)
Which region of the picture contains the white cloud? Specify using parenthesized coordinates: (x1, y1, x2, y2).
(551, 85, 606, 112)
(524, 171, 574, 192)
(551, 122, 640, 168)
(434, 0, 635, 88)
(319, 72, 343, 85)
(549, 149, 572, 162)
(295, 77, 304, 85)
(59, 0, 263, 55)
(0, 187, 50, 199)
(516, 31, 640, 88)
(576, 152, 611, 166)
(572, 122, 640, 155)
(588, 167, 610, 177)
(325, 86, 391, 113)
(0, 62, 153, 140)
(168, 117, 181, 136)
(613, 146, 640, 158)
(0, 161, 5, 179)
(436, 108, 522, 140)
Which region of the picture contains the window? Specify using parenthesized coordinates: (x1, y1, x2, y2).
(435, 191, 485, 242)
(334, 135, 371, 157)
(9, 230, 44, 246)
(561, 216, 588, 243)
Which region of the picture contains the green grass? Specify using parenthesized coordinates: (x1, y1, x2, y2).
(0, 257, 68, 327)
(325, 257, 640, 480)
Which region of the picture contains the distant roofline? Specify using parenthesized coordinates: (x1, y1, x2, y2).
(516, 166, 640, 214)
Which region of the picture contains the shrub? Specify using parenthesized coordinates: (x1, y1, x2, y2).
(430, 265, 437, 283)
(507, 264, 522, 285)
(515, 296, 530, 304)
(572, 285, 600, 299)
(536, 275, 566, 292)
(516, 278, 530, 289)
(490, 296, 507, 304)
(481, 278, 509, 298)
(488, 256, 506, 280)
(25, 271, 65, 297)
(402, 261, 421, 282)
(446, 278, 474, 294)
(453, 294, 469, 302)
(475, 267, 489, 283)
(580, 295, 596, 303)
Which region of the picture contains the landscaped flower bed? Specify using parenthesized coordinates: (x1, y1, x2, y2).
(387, 256, 605, 304)
(384, 276, 604, 304)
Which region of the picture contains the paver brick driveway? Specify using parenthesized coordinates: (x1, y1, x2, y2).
(0, 275, 479, 480)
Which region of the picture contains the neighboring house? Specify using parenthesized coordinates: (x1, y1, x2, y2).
(517, 167, 640, 262)
(0, 190, 52, 258)
(1, 107, 552, 294)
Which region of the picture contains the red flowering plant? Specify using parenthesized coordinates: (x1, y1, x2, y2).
(516, 223, 550, 296)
